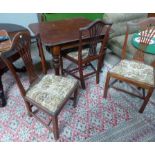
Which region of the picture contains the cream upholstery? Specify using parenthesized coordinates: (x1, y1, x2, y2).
(110, 59, 155, 86)
(26, 74, 78, 113)
(67, 48, 89, 60)
(67, 43, 101, 60)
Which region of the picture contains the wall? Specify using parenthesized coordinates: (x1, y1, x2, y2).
(42, 13, 104, 22)
(0, 13, 38, 31)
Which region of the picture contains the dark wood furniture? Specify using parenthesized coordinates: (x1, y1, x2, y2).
(0, 31, 78, 140)
(148, 13, 155, 17)
(0, 23, 29, 107)
(29, 18, 93, 75)
(60, 19, 112, 89)
(0, 30, 12, 107)
(0, 23, 47, 107)
(103, 18, 155, 113)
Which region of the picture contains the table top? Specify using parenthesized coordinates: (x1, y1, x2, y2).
(0, 23, 28, 52)
(29, 18, 92, 47)
(0, 23, 29, 69)
(0, 23, 28, 33)
(0, 30, 12, 52)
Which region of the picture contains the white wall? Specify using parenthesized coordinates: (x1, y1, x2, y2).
(0, 13, 38, 31)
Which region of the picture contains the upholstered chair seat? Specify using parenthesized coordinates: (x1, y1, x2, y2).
(26, 74, 78, 114)
(67, 43, 101, 60)
(110, 59, 155, 86)
(67, 48, 89, 60)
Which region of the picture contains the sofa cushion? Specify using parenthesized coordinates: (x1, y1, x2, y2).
(103, 13, 147, 38)
(108, 34, 155, 65)
(110, 59, 155, 86)
(26, 74, 78, 114)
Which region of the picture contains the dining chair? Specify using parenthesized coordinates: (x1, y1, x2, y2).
(0, 31, 79, 140)
(103, 17, 155, 113)
(60, 19, 112, 89)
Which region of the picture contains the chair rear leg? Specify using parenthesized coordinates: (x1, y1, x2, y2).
(139, 88, 154, 113)
(96, 58, 103, 84)
(52, 115, 59, 140)
(79, 65, 85, 89)
(103, 72, 111, 98)
(36, 36, 47, 74)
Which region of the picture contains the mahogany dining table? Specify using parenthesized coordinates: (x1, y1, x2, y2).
(29, 18, 92, 75)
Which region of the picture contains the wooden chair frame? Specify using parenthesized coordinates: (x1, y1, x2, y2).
(60, 19, 112, 89)
(0, 31, 78, 140)
(103, 17, 155, 113)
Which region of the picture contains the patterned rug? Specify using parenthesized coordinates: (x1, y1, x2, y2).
(85, 114, 155, 142)
(0, 50, 155, 142)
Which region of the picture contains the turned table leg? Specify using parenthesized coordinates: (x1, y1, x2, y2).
(0, 75, 6, 107)
(51, 46, 61, 75)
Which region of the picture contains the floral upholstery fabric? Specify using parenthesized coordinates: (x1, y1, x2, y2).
(110, 59, 155, 86)
(67, 43, 101, 60)
(67, 48, 89, 60)
(26, 74, 78, 114)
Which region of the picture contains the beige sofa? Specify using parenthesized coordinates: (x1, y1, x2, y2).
(103, 13, 155, 65)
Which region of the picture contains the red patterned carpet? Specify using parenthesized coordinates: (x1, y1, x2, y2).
(0, 58, 155, 141)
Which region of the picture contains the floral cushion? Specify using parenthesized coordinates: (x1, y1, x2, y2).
(67, 43, 101, 60)
(26, 74, 78, 114)
(110, 59, 155, 86)
(67, 48, 89, 60)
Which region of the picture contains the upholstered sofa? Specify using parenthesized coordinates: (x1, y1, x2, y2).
(103, 13, 155, 65)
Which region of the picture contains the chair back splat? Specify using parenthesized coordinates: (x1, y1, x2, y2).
(1, 31, 38, 97)
(122, 17, 155, 62)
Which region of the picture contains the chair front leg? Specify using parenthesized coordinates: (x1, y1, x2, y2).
(73, 87, 78, 108)
(25, 101, 33, 117)
(52, 115, 59, 140)
(139, 87, 154, 113)
(96, 57, 103, 84)
(103, 72, 111, 98)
